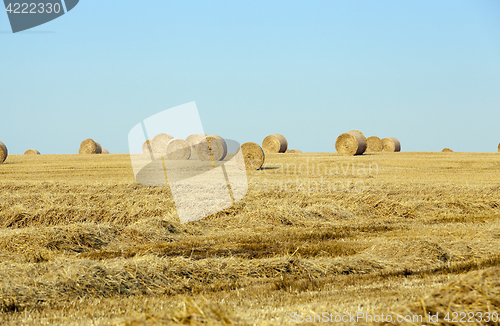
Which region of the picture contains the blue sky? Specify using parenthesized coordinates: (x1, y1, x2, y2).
(1, 1, 499, 154)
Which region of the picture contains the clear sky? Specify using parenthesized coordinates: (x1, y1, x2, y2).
(1, 1, 499, 154)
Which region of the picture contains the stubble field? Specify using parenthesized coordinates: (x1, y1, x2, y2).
(0, 152, 499, 325)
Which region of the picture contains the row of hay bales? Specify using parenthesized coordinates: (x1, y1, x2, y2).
(1, 137, 499, 168)
(335, 130, 401, 156)
(141, 133, 228, 161)
(79, 139, 110, 154)
(140, 133, 266, 171)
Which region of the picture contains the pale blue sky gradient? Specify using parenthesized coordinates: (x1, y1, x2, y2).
(1, 1, 499, 154)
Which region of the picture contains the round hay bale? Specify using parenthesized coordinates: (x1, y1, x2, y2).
(151, 133, 173, 155)
(381, 137, 401, 152)
(79, 139, 102, 154)
(197, 135, 227, 161)
(185, 133, 207, 159)
(349, 130, 367, 144)
(166, 138, 191, 160)
(366, 136, 383, 153)
(0, 141, 7, 163)
(441, 148, 453, 153)
(335, 131, 367, 156)
(236, 142, 265, 170)
(95, 142, 102, 154)
(262, 134, 287, 153)
(101, 149, 110, 154)
(498, 143, 500, 152)
(24, 149, 40, 155)
(142, 140, 153, 154)
(290, 149, 302, 153)
(335, 131, 366, 156)
(186, 133, 207, 147)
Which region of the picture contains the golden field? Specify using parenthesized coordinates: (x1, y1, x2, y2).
(0, 152, 500, 325)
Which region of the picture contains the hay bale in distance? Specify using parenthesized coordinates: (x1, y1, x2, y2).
(166, 138, 191, 160)
(335, 131, 367, 156)
(197, 135, 227, 161)
(186, 133, 207, 148)
(236, 142, 265, 170)
(101, 149, 110, 154)
(79, 139, 102, 154)
(262, 134, 287, 153)
(498, 143, 500, 152)
(366, 136, 383, 153)
(441, 148, 453, 153)
(186, 133, 207, 159)
(290, 149, 302, 153)
(285, 149, 291, 153)
(151, 133, 173, 155)
(142, 140, 153, 154)
(24, 149, 40, 155)
(0, 141, 7, 163)
(381, 137, 401, 152)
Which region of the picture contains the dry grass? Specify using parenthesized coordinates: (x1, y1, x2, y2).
(0, 152, 499, 325)
(384, 265, 500, 325)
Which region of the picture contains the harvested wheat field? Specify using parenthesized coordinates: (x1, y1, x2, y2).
(0, 152, 500, 325)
